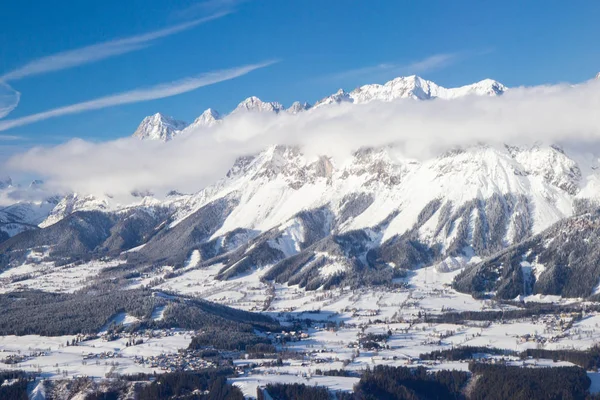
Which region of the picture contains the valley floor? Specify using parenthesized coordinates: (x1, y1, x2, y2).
(3, 260, 600, 398)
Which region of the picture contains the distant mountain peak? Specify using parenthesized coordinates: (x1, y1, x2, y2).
(461, 79, 507, 96)
(202, 108, 220, 118)
(233, 96, 284, 114)
(132, 113, 188, 141)
(29, 179, 44, 189)
(287, 101, 312, 114)
(313, 88, 352, 108)
(186, 108, 222, 131)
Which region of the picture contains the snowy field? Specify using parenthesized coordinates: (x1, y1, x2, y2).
(0, 259, 123, 294)
(0, 331, 193, 380)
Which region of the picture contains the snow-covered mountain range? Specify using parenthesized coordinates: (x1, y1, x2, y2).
(132, 75, 507, 141)
(5, 74, 600, 299)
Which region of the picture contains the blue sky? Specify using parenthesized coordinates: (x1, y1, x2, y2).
(1, 0, 600, 148)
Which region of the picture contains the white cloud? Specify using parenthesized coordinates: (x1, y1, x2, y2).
(172, 0, 248, 19)
(0, 13, 229, 82)
(6, 78, 600, 201)
(0, 82, 20, 119)
(0, 135, 21, 141)
(0, 60, 277, 132)
(328, 53, 460, 82)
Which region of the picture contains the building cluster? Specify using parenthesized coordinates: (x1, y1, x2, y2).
(99, 328, 189, 343)
(82, 351, 121, 361)
(1, 353, 34, 364)
(269, 330, 310, 343)
(133, 352, 214, 372)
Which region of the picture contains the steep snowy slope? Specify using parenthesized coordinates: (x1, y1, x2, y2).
(39, 193, 111, 228)
(184, 108, 222, 132)
(0, 201, 57, 240)
(165, 144, 577, 243)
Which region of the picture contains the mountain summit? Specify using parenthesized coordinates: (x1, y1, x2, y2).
(132, 113, 188, 141)
(232, 96, 285, 114)
(186, 108, 222, 131)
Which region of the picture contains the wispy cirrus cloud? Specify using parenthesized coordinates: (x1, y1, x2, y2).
(172, 0, 249, 20)
(328, 53, 460, 83)
(0, 83, 20, 119)
(0, 12, 230, 122)
(0, 135, 22, 141)
(0, 60, 277, 132)
(0, 13, 229, 83)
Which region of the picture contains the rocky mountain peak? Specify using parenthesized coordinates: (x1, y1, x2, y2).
(233, 96, 284, 114)
(132, 112, 188, 141)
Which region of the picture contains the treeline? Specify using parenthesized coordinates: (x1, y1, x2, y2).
(355, 365, 469, 400)
(86, 391, 120, 400)
(420, 345, 600, 372)
(468, 363, 591, 400)
(0, 371, 31, 400)
(0, 289, 159, 335)
(188, 327, 273, 352)
(521, 347, 600, 371)
(260, 366, 468, 400)
(260, 383, 331, 400)
(0, 289, 279, 336)
(137, 369, 243, 400)
(423, 302, 596, 324)
(315, 369, 355, 377)
(156, 296, 278, 332)
(420, 346, 510, 361)
(169, 297, 279, 352)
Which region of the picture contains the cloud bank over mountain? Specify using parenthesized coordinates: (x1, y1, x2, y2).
(5, 77, 600, 202)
